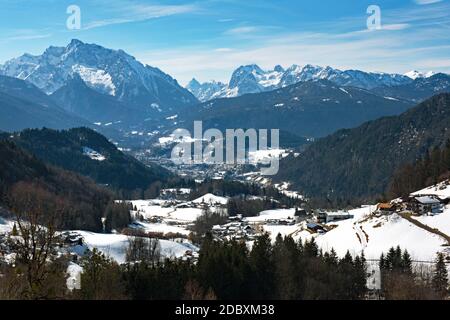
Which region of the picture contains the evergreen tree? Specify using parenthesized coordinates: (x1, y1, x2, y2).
(353, 252, 368, 299)
(324, 248, 339, 266)
(303, 238, 319, 258)
(249, 233, 275, 299)
(432, 253, 449, 298)
(379, 253, 385, 270)
(11, 223, 18, 236)
(273, 235, 301, 299)
(79, 248, 127, 300)
(401, 250, 413, 275)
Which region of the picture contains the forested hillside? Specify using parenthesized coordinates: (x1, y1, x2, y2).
(0, 139, 114, 231)
(389, 141, 450, 198)
(10, 127, 172, 195)
(276, 93, 450, 203)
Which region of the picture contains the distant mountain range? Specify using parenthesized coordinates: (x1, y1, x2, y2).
(0, 39, 198, 114)
(181, 73, 450, 138)
(182, 79, 414, 138)
(186, 64, 437, 102)
(371, 73, 450, 103)
(1, 38, 449, 148)
(276, 93, 450, 202)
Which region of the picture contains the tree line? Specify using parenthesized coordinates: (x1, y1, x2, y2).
(389, 140, 450, 198)
(379, 246, 449, 299)
(2, 222, 449, 300)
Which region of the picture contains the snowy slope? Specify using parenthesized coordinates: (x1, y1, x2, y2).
(411, 180, 450, 200)
(311, 209, 445, 261)
(260, 203, 450, 262)
(130, 200, 207, 222)
(192, 193, 228, 205)
(244, 208, 296, 223)
(0, 218, 197, 265)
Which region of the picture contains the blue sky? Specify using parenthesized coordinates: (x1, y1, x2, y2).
(0, 0, 449, 85)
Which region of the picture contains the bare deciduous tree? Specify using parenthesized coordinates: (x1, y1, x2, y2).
(7, 182, 66, 299)
(125, 236, 161, 266)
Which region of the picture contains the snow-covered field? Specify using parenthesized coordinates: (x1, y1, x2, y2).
(192, 193, 228, 205)
(130, 194, 228, 223)
(69, 231, 198, 264)
(131, 203, 203, 222)
(248, 149, 287, 164)
(131, 221, 191, 236)
(310, 210, 446, 261)
(244, 208, 296, 223)
(414, 207, 450, 236)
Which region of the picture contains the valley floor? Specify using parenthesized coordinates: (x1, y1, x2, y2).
(2, 184, 450, 292)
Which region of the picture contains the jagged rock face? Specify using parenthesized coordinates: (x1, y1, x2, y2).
(186, 78, 227, 102)
(186, 63, 419, 102)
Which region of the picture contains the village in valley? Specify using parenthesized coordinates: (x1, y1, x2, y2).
(91, 180, 450, 260)
(2, 176, 450, 292)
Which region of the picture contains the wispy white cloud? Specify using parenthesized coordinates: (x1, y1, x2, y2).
(136, 1, 450, 85)
(138, 36, 450, 86)
(0, 29, 52, 43)
(224, 26, 260, 35)
(415, 58, 450, 68)
(214, 48, 234, 52)
(382, 23, 410, 31)
(6, 33, 52, 41)
(414, 0, 443, 5)
(84, 2, 199, 30)
(84, 18, 133, 30)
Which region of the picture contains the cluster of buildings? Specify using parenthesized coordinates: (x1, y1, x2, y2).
(376, 193, 449, 216)
(211, 216, 259, 241)
(295, 208, 354, 224)
(209, 207, 360, 241)
(316, 210, 355, 223)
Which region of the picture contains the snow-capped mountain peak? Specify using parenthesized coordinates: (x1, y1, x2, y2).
(186, 64, 288, 102)
(187, 63, 419, 102)
(404, 70, 436, 80)
(187, 78, 201, 91)
(274, 64, 285, 73)
(185, 78, 227, 102)
(0, 39, 197, 110)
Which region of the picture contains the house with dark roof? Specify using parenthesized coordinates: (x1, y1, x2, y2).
(407, 195, 443, 215)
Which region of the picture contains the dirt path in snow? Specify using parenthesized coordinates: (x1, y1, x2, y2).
(353, 222, 368, 249)
(399, 212, 450, 245)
